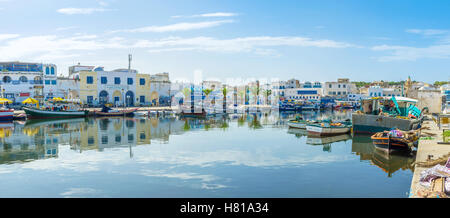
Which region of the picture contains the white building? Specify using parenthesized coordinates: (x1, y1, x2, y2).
(150, 72, 171, 106)
(368, 86, 383, 97)
(97, 68, 137, 106)
(285, 88, 323, 101)
(0, 62, 56, 104)
(324, 78, 356, 99)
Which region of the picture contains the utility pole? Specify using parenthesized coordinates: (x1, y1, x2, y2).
(128, 54, 132, 72)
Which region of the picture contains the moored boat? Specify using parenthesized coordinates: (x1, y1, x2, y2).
(23, 107, 88, 119)
(352, 96, 423, 134)
(287, 116, 309, 129)
(370, 129, 419, 152)
(0, 109, 14, 121)
(306, 122, 351, 136)
(94, 107, 138, 117)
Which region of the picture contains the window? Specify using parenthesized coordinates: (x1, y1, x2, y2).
(114, 77, 120, 84)
(19, 76, 28, 83)
(338, 84, 341, 88)
(343, 84, 346, 88)
(45, 80, 50, 85)
(51, 80, 56, 85)
(127, 78, 133, 85)
(114, 96, 120, 103)
(140, 132, 146, 140)
(2, 76, 11, 83)
(101, 135, 108, 144)
(86, 76, 93, 84)
(50, 67, 55, 75)
(140, 78, 145, 85)
(128, 134, 134, 143)
(88, 96, 95, 104)
(329, 84, 332, 88)
(115, 135, 121, 143)
(45, 67, 50, 75)
(88, 136, 94, 145)
(101, 77, 107, 84)
(140, 96, 145, 103)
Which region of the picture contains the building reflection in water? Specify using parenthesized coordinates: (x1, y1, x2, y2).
(0, 111, 416, 178)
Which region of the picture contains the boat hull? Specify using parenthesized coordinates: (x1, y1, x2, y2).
(95, 108, 138, 117)
(306, 125, 351, 136)
(23, 107, 88, 119)
(352, 113, 421, 134)
(287, 121, 307, 129)
(0, 109, 14, 121)
(371, 136, 412, 151)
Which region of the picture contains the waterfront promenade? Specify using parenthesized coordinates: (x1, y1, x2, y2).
(409, 116, 450, 198)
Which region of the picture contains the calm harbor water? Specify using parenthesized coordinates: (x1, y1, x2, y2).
(0, 110, 415, 198)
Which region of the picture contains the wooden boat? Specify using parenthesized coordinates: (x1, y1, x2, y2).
(306, 122, 351, 136)
(23, 107, 88, 119)
(370, 129, 419, 151)
(0, 109, 14, 121)
(287, 116, 309, 129)
(95, 108, 138, 117)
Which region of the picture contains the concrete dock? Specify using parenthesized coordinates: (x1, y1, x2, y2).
(409, 116, 450, 198)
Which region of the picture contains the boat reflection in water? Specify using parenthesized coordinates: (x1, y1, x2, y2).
(351, 135, 415, 177)
(287, 128, 308, 138)
(306, 134, 352, 152)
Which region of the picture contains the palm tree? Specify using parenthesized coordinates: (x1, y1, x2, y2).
(250, 86, 261, 105)
(238, 89, 245, 105)
(222, 86, 228, 113)
(263, 89, 272, 105)
(181, 87, 191, 102)
(203, 88, 213, 110)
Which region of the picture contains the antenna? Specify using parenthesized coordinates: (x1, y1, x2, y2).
(128, 54, 132, 72)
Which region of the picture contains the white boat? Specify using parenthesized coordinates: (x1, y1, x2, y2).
(287, 120, 308, 129)
(306, 122, 351, 136)
(135, 111, 149, 116)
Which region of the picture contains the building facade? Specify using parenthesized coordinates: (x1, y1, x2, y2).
(0, 62, 57, 104)
(324, 78, 356, 99)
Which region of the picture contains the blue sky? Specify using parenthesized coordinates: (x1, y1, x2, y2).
(0, 0, 449, 83)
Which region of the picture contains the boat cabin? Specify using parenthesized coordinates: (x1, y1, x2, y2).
(359, 96, 420, 118)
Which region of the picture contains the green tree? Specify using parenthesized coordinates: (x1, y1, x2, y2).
(263, 89, 272, 105)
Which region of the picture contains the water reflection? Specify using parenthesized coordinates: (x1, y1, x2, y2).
(351, 135, 415, 177)
(0, 110, 415, 181)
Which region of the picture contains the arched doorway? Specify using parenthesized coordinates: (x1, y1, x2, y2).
(125, 91, 134, 106)
(99, 90, 109, 105)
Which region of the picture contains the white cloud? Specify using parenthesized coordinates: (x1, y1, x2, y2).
(135, 36, 356, 55)
(0, 34, 20, 41)
(172, 12, 238, 18)
(57, 7, 111, 15)
(372, 44, 450, 61)
(111, 20, 234, 33)
(406, 29, 449, 36)
(0, 34, 128, 61)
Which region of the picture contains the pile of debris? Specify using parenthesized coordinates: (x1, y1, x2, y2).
(416, 157, 450, 198)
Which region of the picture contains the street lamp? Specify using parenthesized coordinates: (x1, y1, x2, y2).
(122, 88, 125, 109)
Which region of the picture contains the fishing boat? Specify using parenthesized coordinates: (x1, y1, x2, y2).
(0, 108, 14, 121)
(94, 105, 138, 117)
(287, 116, 309, 129)
(370, 129, 419, 152)
(23, 107, 88, 119)
(306, 121, 351, 136)
(352, 96, 423, 134)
